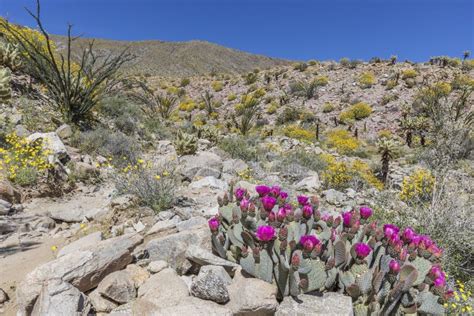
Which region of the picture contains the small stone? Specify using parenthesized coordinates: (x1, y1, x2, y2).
(0, 199, 12, 215)
(88, 289, 118, 313)
(147, 260, 168, 274)
(125, 264, 150, 288)
(200, 265, 232, 285)
(56, 124, 73, 139)
(295, 175, 321, 192)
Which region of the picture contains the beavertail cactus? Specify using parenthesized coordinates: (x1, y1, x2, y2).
(210, 184, 449, 315)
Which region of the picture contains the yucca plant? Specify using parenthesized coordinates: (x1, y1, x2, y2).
(231, 94, 260, 135)
(210, 185, 450, 315)
(289, 79, 318, 101)
(376, 138, 399, 184)
(129, 82, 177, 120)
(201, 90, 215, 115)
(0, 67, 12, 104)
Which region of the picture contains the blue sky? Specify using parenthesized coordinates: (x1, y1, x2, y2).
(1, 0, 473, 61)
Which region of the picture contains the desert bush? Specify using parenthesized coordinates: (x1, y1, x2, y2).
(0, 7, 132, 125)
(180, 78, 190, 87)
(227, 93, 237, 101)
(266, 102, 278, 114)
(129, 82, 178, 120)
(325, 129, 360, 154)
(276, 106, 302, 125)
(0, 132, 52, 186)
(211, 81, 224, 92)
(73, 128, 140, 166)
(178, 98, 196, 112)
(211, 187, 450, 314)
(114, 161, 177, 213)
(253, 88, 266, 99)
(218, 135, 264, 162)
(313, 75, 329, 86)
(282, 125, 315, 142)
(293, 62, 308, 72)
(339, 102, 373, 123)
(402, 69, 418, 79)
(452, 74, 474, 90)
(0, 41, 22, 71)
(322, 102, 335, 113)
(385, 79, 398, 90)
(279, 149, 328, 175)
(244, 72, 258, 85)
(195, 125, 221, 144)
(358, 72, 376, 88)
(381, 93, 399, 105)
(399, 168, 435, 203)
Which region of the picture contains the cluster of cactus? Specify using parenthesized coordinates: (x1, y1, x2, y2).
(0, 67, 12, 104)
(174, 129, 198, 156)
(195, 125, 221, 144)
(209, 184, 449, 315)
(0, 42, 22, 71)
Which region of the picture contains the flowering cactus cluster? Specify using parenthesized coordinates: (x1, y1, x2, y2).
(209, 184, 450, 315)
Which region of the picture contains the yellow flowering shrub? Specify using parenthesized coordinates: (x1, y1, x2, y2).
(401, 69, 418, 79)
(253, 88, 266, 98)
(325, 129, 360, 154)
(322, 155, 382, 190)
(211, 81, 223, 92)
(314, 75, 329, 86)
(400, 168, 435, 202)
(358, 72, 376, 88)
(178, 99, 196, 112)
(452, 74, 474, 89)
(283, 125, 315, 142)
(0, 133, 52, 185)
(267, 102, 278, 114)
(339, 102, 372, 122)
(444, 279, 473, 315)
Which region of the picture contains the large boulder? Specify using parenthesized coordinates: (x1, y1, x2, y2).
(179, 152, 223, 181)
(227, 268, 278, 315)
(57, 231, 103, 257)
(16, 233, 143, 315)
(137, 268, 189, 307)
(145, 227, 211, 273)
(295, 174, 321, 192)
(49, 206, 108, 223)
(31, 279, 91, 316)
(276, 293, 354, 316)
(97, 270, 136, 304)
(185, 245, 239, 271)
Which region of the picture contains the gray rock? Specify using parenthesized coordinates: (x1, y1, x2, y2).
(125, 264, 150, 288)
(145, 227, 211, 272)
(73, 161, 99, 180)
(145, 217, 180, 236)
(0, 220, 16, 234)
(0, 180, 21, 203)
(31, 279, 91, 316)
(49, 206, 108, 223)
(194, 167, 222, 180)
(323, 189, 346, 206)
(57, 231, 103, 258)
(56, 124, 73, 139)
(16, 234, 142, 315)
(227, 268, 278, 315)
(200, 265, 232, 285)
(223, 159, 249, 175)
(295, 174, 321, 192)
(189, 176, 228, 191)
(176, 216, 207, 232)
(0, 199, 11, 215)
(147, 260, 168, 274)
(0, 288, 8, 304)
(191, 269, 229, 303)
(131, 297, 232, 316)
(137, 268, 189, 308)
(88, 289, 118, 313)
(27, 132, 68, 162)
(185, 245, 239, 270)
(179, 152, 223, 180)
(276, 293, 354, 316)
(97, 270, 136, 304)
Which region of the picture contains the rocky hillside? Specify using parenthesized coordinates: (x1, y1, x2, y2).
(52, 35, 291, 77)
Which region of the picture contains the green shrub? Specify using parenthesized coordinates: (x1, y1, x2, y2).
(313, 75, 329, 86)
(339, 102, 372, 122)
(218, 135, 261, 161)
(293, 62, 308, 72)
(180, 78, 190, 87)
(276, 106, 302, 125)
(227, 93, 237, 101)
(358, 72, 376, 88)
(322, 102, 335, 113)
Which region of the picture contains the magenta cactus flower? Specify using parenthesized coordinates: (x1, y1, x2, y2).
(240, 198, 250, 211)
(270, 185, 281, 197)
(389, 259, 400, 273)
(428, 244, 443, 258)
(297, 195, 309, 206)
(402, 227, 416, 243)
(302, 204, 313, 219)
(429, 265, 443, 278)
(208, 217, 219, 232)
(261, 195, 277, 212)
(235, 187, 247, 201)
(342, 211, 352, 227)
(419, 235, 434, 248)
(279, 191, 288, 200)
(256, 225, 276, 241)
(383, 224, 400, 239)
(433, 276, 446, 287)
(354, 243, 372, 259)
(359, 206, 373, 219)
(256, 185, 271, 197)
(300, 235, 320, 251)
(277, 208, 287, 221)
